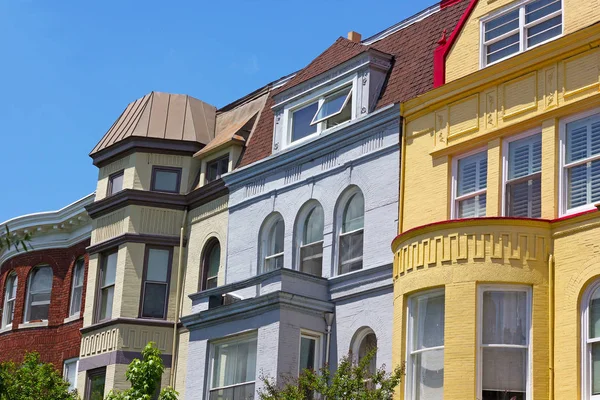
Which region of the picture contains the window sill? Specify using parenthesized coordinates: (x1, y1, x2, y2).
(64, 313, 81, 324)
(0, 325, 13, 334)
(18, 320, 48, 330)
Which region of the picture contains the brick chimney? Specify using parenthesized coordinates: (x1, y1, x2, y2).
(347, 31, 362, 43)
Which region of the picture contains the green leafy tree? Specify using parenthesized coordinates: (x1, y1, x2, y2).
(0, 351, 79, 400)
(105, 342, 178, 400)
(259, 349, 404, 400)
(0, 225, 32, 252)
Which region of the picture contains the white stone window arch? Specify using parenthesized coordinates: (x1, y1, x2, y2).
(24, 265, 53, 323)
(259, 213, 285, 274)
(351, 327, 378, 377)
(582, 279, 600, 399)
(1, 272, 18, 329)
(295, 201, 324, 277)
(335, 187, 365, 275)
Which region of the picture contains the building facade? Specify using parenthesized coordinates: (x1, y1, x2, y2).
(392, 0, 600, 399)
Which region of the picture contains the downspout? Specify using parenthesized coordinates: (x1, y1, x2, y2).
(324, 312, 335, 366)
(548, 253, 555, 400)
(170, 208, 188, 387)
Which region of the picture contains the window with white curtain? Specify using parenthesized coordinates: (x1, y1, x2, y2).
(563, 112, 600, 214)
(262, 215, 284, 273)
(505, 133, 541, 218)
(479, 286, 531, 400)
(406, 290, 445, 400)
(454, 151, 488, 218)
(582, 281, 600, 399)
(299, 332, 320, 373)
(69, 258, 85, 318)
(63, 358, 78, 392)
(209, 335, 257, 400)
(299, 205, 324, 277)
(481, 0, 562, 67)
(24, 266, 53, 322)
(1, 273, 17, 329)
(339, 191, 364, 275)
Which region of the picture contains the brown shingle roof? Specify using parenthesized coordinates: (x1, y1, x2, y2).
(239, 0, 468, 167)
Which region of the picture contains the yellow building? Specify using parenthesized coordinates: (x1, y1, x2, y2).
(392, 0, 600, 399)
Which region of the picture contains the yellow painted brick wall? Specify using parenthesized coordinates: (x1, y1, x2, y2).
(95, 155, 134, 202)
(133, 152, 196, 194)
(445, 0, 600, 83)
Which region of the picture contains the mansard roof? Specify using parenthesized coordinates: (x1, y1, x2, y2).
(238, 0, 469, 167)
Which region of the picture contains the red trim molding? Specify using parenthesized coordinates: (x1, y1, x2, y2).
(433, 0, 479, 87)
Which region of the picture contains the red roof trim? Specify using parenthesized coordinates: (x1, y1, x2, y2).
(433, 0, 479, 87)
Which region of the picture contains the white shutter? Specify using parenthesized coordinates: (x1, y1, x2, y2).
(566, 114, 600, 209)
(457, 152, 487, 218)
(507, 134, 542, 217)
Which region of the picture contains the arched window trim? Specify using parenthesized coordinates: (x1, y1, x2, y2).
(259, 213, 285, 274)
(582, 279, 600, 400)
(294, 201, 324, 277)
(334, 187, 365, 276)
(1, 272, 18, 329)
(201, 238, 221, 291)
(24, 265, 53, 323)
(68, 257, 85, 318)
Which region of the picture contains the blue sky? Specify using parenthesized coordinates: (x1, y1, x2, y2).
(0, 0, 435, 223)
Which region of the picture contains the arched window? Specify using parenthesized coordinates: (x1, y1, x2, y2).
(298, 204, 324, 276)
(351, 328, 377, 377)
(24, 265, 53, 322)
(202, 239, 221, 290)
(260, 214, 285, 273)
(583, 280, 600, 399)
(1, 273, 18, 329)
(69, 257, 85, 318)
(338, 190, 364, 275)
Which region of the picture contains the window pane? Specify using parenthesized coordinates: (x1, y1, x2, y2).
(486, 34, 520, 64)
(593, 342, 600, 395)
(527, 17, 562, 47)
(74, 259, 85, 287)
(70, 287, 83, 316)
(482, 291, 527, 345)
(485, 10, 519, 41)
(458, 194, 487, 218)
(482, 347, 527, 395)
(147, 249, 170, 282)
(208, 243, 221, 280)
(265, 255, 284, 272)
(314, 88, 351, 122)
(304, 207, 324, 244)
(458, 153, 487, 196)
(64, 360, 77, 392)
(590, 287, 600, 338)
(31, 267, 52, 293)
(525, 0, 561, 23)
(29, 304, 49, 321)
(358, 333, 377, 375)
(413, 293, 445, 350)
(206, 157, 229, 183)
(209, 383, 255, 400)
(507, 178, 541, 218)
(100, 286, 114, 320)
(102, 252, 117, 287)
(212, 338, 257, 389)
(300, 242, 323, 277)
(509, 135, 541, 179)
(339, 230, 363, 274)
(153, 169, 179, 192)
(342, 193, 364, 233)
(300, 337, 317, 372)
(269, 219, 284, 256)
(89, 372, 106, 400)
(326, 93, 352, 129)
(142, 283, 167, 318)
(6, 275, 17, 299)
(109, 173, 123, 195)
(292, 103, 318, 142)
(413, 349, 444, 400)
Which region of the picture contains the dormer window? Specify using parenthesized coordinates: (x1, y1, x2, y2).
(206, 155, 230, 184)
(481, 0, 562, 67)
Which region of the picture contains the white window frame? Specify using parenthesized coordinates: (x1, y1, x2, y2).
(501, 129, 542, 217)
(1, 273, 18, 330)
(68, 257, 85, 318)
(24, 265, 53, 323)
(582, 279, 600, 400)
(207, 332, 258, 400)
(310, 86, 353, 126)
(295, 202, 324, 276)
(260, 214, 285, 274)
(559, 108, 600, 216)
(479, 0, 563, 68)
(477, 284, 532, 400)
(298, 330, 323, 374)
(405, 288, 445, 400)
(451, 147, 488, 219)
(335, 187, 365, 276)
(63, 357, 79, 392)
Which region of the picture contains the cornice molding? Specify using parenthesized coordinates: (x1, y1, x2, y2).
(80, 316, 175, 334)
(86, 233, 186, 255)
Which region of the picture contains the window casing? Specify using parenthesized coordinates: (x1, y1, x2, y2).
(1, 273, 17, 329)
(406, 290, 445, 400)
(107, 170, 124, 196)
(478, 285, 531, 400)
(299, 205, 324, 277)
(299, 331, 321, 374)
(85, 367, 106, 400)
(150, 166, 181, 193)
(481, 0, 563, 67)
(202, 240, 220, 291)
(561, 111, 600, 215)
(453, 150, 488, 219)
(140, 247, 172, 319)
(209, 334, 257, 400)
(206, 155, 229, 184)
(582, 280, 600, 399)
(63, 358, 79, 392)
(261, 215, 285, 273)
(338, 191, 364, 275)
(504, 132, 542, 218)
(24, 265, 53, 322)
(69, 258, 85, 318)
(95, 250, 117, 323)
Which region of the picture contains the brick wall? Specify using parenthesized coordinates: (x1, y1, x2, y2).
(0, 239, 89, 369)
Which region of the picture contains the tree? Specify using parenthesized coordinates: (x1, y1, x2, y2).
(259, 349, 404, 400)
(0, 351, 79, 400)
(0, 225, 32, 252)
(105, 342, 178, 400)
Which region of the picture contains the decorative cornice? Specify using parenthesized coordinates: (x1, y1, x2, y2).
(86, 189, 187, 219)
(185, 179, 228, 210)
(86, 233, 185, 255)
(80, 316, 175, 334)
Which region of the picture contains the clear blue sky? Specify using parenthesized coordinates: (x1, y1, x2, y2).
(0, 0, 435, 223)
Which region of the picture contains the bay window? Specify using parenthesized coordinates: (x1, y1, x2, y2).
(209, 335, 257, 400)
(505, 133, 541, 218)
(24, 265, 53, 322)
(140, 247, 172, 319)
(454, 151, 488, 218)
(1, 273, 17, 329)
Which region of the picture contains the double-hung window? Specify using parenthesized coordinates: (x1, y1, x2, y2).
(299, 205, 324, 277)
(479, 286, 531, 400)
(202, 240, 220, 291)
(263, 216, 284, 273)
(140, 247, 172, 319)
(24, 266, 53, 322)
(339, 191, 365, 275)
(583, 281, 600, 399)
(406, 290, 445, 400)
(1, 273, 17, 329)
(454, 151, 488, 218)
(63, 358, 79, 392)
(299, 332, 321, 373)
(206, 156, 229, 184)
(482, 0, 562, 66)
(96, 251, 117, 322)
(69, 258, 85, 318)
(505, 133, 542, 218)
(209, 335, 257, 400)
(563, 112, 600, 214)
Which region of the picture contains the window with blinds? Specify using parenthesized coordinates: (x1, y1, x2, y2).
(506, 134, 542, 218)
(455, 151, 488, 218)
(564, 113, 600, 213)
